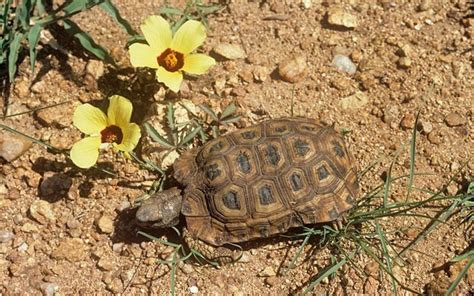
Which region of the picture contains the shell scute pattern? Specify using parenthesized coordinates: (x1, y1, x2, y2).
(175, 118, 359, 246)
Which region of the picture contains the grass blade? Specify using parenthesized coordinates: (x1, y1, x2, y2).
(62, 19, 113, 63)
(27, 24, 42, 73)
(17, 0, 32, 30)
(376, 223, 397, 295)
(406, 112, 420, 199)
(99, 0, 136, 36)
(445, 256, 473, 296)
(302, 255, 349, 295)
(220, 103, 236, 119)
(7, 32, 24, 82)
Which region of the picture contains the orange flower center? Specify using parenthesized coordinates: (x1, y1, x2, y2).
(101, 125, 123, 144)
(157, 48, 184, 72)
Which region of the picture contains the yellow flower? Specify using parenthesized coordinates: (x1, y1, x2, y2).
(129, 15, 216, 92)
(70, 95, 141, 169)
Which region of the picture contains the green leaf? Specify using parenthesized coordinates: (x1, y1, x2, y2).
(407, 112, 420, 199)
(196, 3, 221, 15)
(99, 0, 136, 36)
(220, 103, 236, 119)
(2, 0, 13, 27)
(159, 6, 184, 16)
(144, 122, 174, 149)
(7, 32, 24, 82)
(27, 24, 42, 73)
(61, 0, 101, 15)
(198, 104, 218, 121)
(62, 19, 113, 63)
(17, 0, 32, 30)
(220, 116, 241, 125)
(178, 126, 201, 147)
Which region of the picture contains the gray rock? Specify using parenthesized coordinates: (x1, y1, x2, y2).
(332, 54, 357, 74)
(40, 282, 58, 296)
(0, 132, 32, 162)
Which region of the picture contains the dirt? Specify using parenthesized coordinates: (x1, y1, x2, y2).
(0, 0, 473, 295)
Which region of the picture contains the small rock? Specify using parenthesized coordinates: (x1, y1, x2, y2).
(189, 285, 199, 294)
(339, 92, 369, 110)
(40, 282, 58, 296)
(258, 266, 276, 277)
(0, 231, 14, 243)
(363, 276, 378, 294)
(112, 243, 124, 253)
(0, 132, 33, 162)
(17, 242, 28, 252)
(400, 114, 415, 130)
(238, 252, 251, 263)
(213, 43, 246, 60)
(398, 57, 412, 68)
(51, 238, 86, 262)
(84, 60, 105, 91)
(96, 215, 114, 234)
(332, 54, 357, 74)
(97, 257, 115, 271)
(265, 276, 278, 287)
(418, 0, 431, 11)
(417, 120, 433, 134)
(427, 130, 444, 145)
(383, 104, 400, 128)
(445, 112, 466, 127)
(30, 80, 47, 94)
(0, 183, 7, 196)
(278, 56, 308, 83)
(180, 263, 194, 274)
(364, 262, 379, 277)
(396, 44, 413, 57)
(302, 0, 312, 9)
(29, 200, 56, 225)
(21, 222, 39, 233)
(327, 8, 358, 29)
(39, 172, 72, 200)
(253, 65, 270, 82)
(107, 278, 123, 294)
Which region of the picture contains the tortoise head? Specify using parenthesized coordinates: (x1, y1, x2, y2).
(136, 187, 183, 228)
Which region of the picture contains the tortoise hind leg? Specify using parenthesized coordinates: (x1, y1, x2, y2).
(182, 228, 240, 265)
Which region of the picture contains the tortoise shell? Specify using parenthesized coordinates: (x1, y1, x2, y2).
(173, 118, 359, 246)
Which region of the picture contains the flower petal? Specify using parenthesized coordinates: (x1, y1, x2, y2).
(141, 15, 172, 53)
(70, 136, 101, 168)
(73, 103, 107, 135)
(129, 43, 158, 68)
(171, 20, 206, 54)
(107, 95, 133, 128)
(182, 54, 216, 74)
(116, 123, 141, 152)
(156, 67, 183, 92)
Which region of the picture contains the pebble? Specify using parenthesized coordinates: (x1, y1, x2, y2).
(21, 222, 39, 233)
(0, 183, 7, 196)
(40, 282, 58, 296)
(258, 266, 276, 277)
(445, 112, 465, 127)
(278, 56, 308, 83)
(189, 285, 199, 294)
(29, 200, 56, 225)
(364, 262, 379, 277)
(339, 92, 369, 110)
(264, 276, 278, 287)
(427, 130, 444, 145)
(213, 43, 246, 60)
(417, 120, 433, 134)
(332, 54, 357, 74)
(84, 60, 104, 91)
(0, 132, 33, 162)
(96, 215, 114, 234)
(238, 252, 251, 263)
(400, 114, 415, 130)
(51, 238, 86, 262)
(253, 65, 270, 82)
(0, 231, 14, 243)
(327, 8, 358, 29)
(107, 278, 123, 294)
(398, 57, 412, 68)
(97, 257, 115, 271)
(180, 263, 195, 274)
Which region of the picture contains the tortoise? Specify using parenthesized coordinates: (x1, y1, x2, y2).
(136, 118, 359, 262)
